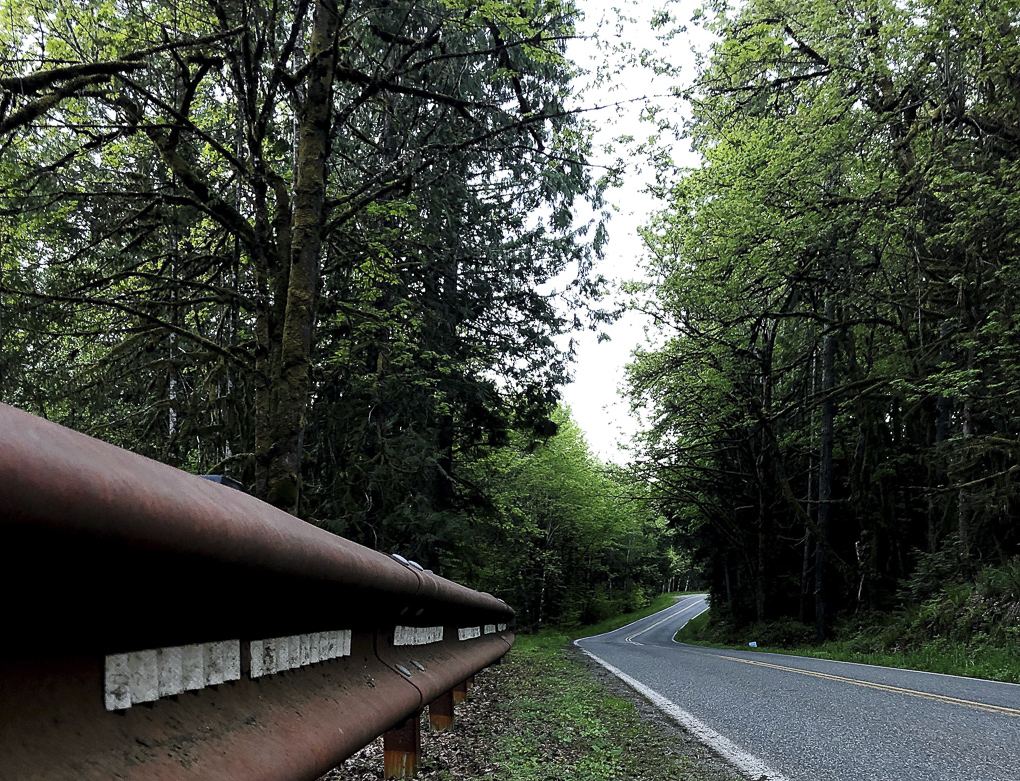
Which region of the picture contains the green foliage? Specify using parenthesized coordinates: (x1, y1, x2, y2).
(678, 613, 817, 649)
(628, 0, 1020, 636)
(0, 0, 609, 510)
(678, 561, 1020, 683)
(900, 544, 974, 603)
(452, 407, 678, 629)
(0, 0, 648, 629)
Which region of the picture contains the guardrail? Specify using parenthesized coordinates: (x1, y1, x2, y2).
(0, 402, 514, 781)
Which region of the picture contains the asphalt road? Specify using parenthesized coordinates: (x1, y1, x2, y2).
(575, 595, 1020, 781)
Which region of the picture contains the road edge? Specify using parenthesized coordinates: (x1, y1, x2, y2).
(575, 644, 792, 781)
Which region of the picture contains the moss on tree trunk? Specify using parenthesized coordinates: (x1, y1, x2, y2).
(265, 0, 339, 513)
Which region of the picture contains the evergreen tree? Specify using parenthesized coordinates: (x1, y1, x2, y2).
(629, 0, 1020, 631)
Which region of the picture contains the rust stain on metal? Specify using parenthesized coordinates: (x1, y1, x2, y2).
(428, 690, 455, 732)
(382, 715, 421, 779)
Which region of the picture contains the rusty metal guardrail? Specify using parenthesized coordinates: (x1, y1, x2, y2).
(0, 402, 514, 781)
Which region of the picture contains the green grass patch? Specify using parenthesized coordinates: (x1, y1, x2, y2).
(675, 609, 1020, 684)
(491, 596, 728, 781)
(490, 643, 637, 781)
(768, 638, 1020, 683)
(674, 609, 711, 643)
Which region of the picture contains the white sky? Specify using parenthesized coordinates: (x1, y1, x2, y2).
(556, 0, 714, 463)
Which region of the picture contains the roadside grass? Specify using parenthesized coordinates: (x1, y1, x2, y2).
(675, 610, 1020, 684)
(487, 593, 730, 781)
(673, 610, 711, 644)
(774, 639, 1020, 682)
(329, 593, 732, 781)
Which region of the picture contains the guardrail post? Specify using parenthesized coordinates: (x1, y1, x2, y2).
(428, 689, 455, 731)
(466, 674, 475, 691)
(383, 713, 421, 778)
(452, 680, 468, 703)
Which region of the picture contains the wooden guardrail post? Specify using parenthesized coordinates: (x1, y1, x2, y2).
(428, 690, 455, 731)
(383, 713, 421, 778)
(452, 679, 468, 703)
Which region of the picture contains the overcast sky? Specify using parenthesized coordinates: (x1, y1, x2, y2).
(556, 0, 713, 463)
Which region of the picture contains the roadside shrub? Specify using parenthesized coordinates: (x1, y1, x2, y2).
(618, 584, 647, 614)
(900, 543, 972, 603)
(975, 558, 1020, 630)
(749, 618, 816, 648)
(871, 557, 1020, 650)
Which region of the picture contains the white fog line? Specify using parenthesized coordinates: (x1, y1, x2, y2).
(577, 646, 791, 781)
(670, 604, 710, 643)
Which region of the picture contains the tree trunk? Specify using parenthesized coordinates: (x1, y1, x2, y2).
(957, 396, 973, 556)
(723, 558, 734, 616)
(800, 529, 812, 623)
(756, 526, 766, 623)
(815, 295, 836, 642)
(930, 320, 953, 552)
(801, 352, 817, 623)
(265, 0, 339, 512)
(435, 257, 460, 515)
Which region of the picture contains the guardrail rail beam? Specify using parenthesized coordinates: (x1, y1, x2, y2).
(0, 403, 514, 781)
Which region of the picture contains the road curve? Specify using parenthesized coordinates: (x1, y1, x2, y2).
(576, 595, 1020, 781)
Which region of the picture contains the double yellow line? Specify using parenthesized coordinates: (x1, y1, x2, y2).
(718, 655, 1020, 718)
(625, 598, 707, 645)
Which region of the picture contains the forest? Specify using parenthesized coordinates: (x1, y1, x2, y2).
(628, 0, 1020, 643)
(2, 0, 1019, 645)
(0, 0, 676, 630)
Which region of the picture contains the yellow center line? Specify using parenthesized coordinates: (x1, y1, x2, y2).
(717, 655, 1020, 718)
(626, 600, 706, 645)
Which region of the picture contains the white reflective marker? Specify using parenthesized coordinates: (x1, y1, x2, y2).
(128, 649, 159, 704)
(157, 646, 183, 697)
(181, 643, 205, 691)
(105, 630, 350, 708)
(249, 630, 352, 679)
(104, 654, 131, 711)
(394, 626, 444, 646)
